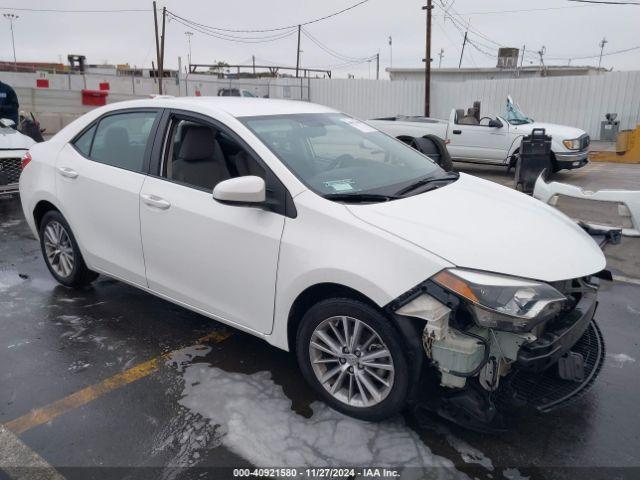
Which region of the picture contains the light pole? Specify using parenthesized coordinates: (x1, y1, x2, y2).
(3, 13, 19, 71)
(185, 31, 193, 68)
(388, 36, 393, 69)
(598, 37, 608, 70)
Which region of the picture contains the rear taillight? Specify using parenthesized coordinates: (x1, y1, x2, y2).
(21, 151, 32, 170)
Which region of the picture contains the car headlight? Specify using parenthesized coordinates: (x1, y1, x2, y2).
(432, 268, 567, 332)
(562, 138, 581, 150)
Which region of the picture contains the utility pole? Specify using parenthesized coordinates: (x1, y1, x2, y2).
(295, 25, 301, 78)
(185, 31, 193, 68)
(388, 36, 393, 69)
(375, 52, 379, 80)
(152, 2, 162, 94)
(422, 0, 433, 117)
(159, 6, 166, 93)
(438, 48, 444, 68)
(252, 55, 256, 75)
(538, 45, 546, 76)
(517, 44, 525, 77)
(458, 31, 468, 68)
(598, 37, 608, 70)
(3, 13, 19, 71)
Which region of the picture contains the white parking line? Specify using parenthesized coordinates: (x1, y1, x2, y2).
(613, 274, 640, 286)
(0, 425, 65, 480)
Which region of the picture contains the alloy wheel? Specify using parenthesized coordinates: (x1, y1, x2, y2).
(43, 220, 75, 278)
(309, 315, 395, 408)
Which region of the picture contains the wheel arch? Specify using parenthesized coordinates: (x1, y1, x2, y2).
(33, 199, 60, 230)
(287, 282, 380, 354)
(286, 282, 427, 402)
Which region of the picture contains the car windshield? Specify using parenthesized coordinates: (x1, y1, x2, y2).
(240, 113, 446, 198)
(504, 98, 534, 125)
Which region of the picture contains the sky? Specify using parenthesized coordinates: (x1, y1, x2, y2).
(0, 0, 639, 79)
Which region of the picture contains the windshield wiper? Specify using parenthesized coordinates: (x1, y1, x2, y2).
(323, 193, 399, 203)
(394, 172, 459, 197)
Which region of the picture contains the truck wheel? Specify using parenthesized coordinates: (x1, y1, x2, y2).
(410, 136, 454, 172)
(39, 211, 98, 288)
(296, 298, 409, 421)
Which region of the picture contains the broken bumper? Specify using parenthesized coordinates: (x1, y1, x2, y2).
(517, 292, 597, 372)
(501, 319, 605, 412)
(533, 173, 640, 237)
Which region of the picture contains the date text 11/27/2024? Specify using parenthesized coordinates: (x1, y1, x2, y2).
(233, 468, 401, 478)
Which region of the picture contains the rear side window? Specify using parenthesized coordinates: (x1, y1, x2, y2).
(85, 111, 158, 172)
(73, 124, 96, 156)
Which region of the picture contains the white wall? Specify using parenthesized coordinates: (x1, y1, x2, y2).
(309, 71, 640, 139)
(5, 70, 640, 139)
(429, 71, 640, 139)
(310, 78, 425, 119)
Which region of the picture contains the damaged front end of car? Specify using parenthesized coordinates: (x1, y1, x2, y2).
(388, 268, 606, 431)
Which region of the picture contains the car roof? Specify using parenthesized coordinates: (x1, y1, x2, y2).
(104, 96, 338, 118)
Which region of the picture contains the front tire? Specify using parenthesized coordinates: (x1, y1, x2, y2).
(296, 298, 409, 421)
(39, 210, 98, 288)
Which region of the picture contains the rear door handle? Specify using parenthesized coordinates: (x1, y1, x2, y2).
(141, 194, 171, 210)
(452, 130, 462, 135)
(57, 167, 78, 179)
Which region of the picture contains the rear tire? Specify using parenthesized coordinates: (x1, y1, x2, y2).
(39, 210, 98, 288)
(410, 136, 454, 172)
(296, 298, 409, 421)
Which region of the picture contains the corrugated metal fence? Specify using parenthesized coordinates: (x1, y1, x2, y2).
(7, 70, 640, 139)
(309, 71, 640, 139)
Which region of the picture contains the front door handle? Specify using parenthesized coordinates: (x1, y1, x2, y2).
(452, 130, 462, 135)
(141, 194, 171, 210)
(57, 167, 79, 179)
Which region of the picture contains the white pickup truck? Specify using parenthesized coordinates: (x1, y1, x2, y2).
(369, 97, 590, 172)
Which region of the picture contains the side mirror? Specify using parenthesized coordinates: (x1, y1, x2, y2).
(0, 118, 16, 128)
(213, 176, 266, 205)
(488, 119, 503, 128)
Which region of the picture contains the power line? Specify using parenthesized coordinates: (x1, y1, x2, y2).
(568, 0, 640, 4)
(434, 4, 597, 15)
(0, 6, 153, 13)
(165, 0, 369, 34)
(301, 27, 375, 63)
(167, 14, 298, 43)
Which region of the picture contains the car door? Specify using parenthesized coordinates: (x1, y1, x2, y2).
(139, 111, 285, 334)
(447, 117, 509, 163)
(56, 109, 161, 286)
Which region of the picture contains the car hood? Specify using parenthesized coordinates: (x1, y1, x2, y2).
(347, 173, 605, 282)
(0, 127, 36, 150)
(510, 122, 586, 140)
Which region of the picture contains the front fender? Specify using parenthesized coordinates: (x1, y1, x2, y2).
(267, 190, 452, 351)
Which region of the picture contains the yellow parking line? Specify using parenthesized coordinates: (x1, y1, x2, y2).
(5, 330, 232, 435)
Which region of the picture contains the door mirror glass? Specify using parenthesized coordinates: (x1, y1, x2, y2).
(488, 119, 503, 128)
(213, 176, 266, 204)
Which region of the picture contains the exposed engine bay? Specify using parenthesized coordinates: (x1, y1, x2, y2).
(393, 272, 607, 430)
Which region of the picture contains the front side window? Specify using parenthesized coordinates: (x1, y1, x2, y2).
(89, 111, 158, 172)
(162, 118, 265, 191)
(240, 113, 445, 197)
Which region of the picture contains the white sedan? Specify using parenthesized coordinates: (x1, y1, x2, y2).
(20, 97, 606, 425)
